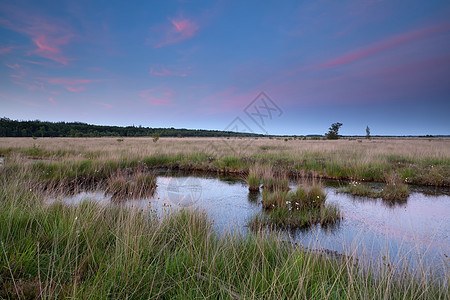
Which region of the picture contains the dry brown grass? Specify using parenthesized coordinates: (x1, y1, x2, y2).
(1, 137, 448, 161)
(1, 137, 449, 185)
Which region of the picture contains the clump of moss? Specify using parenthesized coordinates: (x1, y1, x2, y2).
(261, 168, 290, 191)
(380, 173, 409, 200)
(342, 181, 377, 197)
(255, 181, 341, 229)
(106, 169, 157, 200)
(341, 174, 409, 201)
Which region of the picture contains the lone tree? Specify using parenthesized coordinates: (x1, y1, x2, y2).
(152, 132, 160, 143)
(366, 126, 371, 139)
(325, 122, 343, 140)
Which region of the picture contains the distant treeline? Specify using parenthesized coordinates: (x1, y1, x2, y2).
(0, 118, 263, 138)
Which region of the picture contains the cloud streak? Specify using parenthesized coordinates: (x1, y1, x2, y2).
(0, 5, 74, 64)
(93, 101, 112, 109)
(153, 16, 200, 48)
(150, 65, 189, 77)
(140, 87, 175, 106)
(0, 46, 16, 55)
(321, 23, 450, 69)
(38, 77, 101, 92)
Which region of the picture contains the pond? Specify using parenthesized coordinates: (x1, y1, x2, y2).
(51, 171, 450, 275)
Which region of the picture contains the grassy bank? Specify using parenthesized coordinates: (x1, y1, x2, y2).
(0, 137, 449, 186)
(342, 173, 410, 201)
(0, 168, 448, 299)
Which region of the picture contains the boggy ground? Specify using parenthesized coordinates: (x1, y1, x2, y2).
(0, 162, 448, 299)
(0, 137, 449, 186)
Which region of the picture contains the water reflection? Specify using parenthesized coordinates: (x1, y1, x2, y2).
(247, 191, 260, 203)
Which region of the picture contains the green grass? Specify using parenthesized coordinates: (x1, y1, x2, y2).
(1, 143, 449, 186)
(342, 181, 378, 198)
(262, 174, 290, 192)
(341, 175, 409, 201)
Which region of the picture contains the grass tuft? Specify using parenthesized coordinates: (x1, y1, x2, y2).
(257, 181, 340, 229)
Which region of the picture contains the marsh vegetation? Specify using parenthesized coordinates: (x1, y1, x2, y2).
(0, 137, 449, 298)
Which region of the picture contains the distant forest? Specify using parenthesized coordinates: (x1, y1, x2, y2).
(0, 118, 263, 138)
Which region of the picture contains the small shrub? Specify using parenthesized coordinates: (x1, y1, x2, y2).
(152, 132, 160, 143)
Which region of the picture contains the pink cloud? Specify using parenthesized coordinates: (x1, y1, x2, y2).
(198, 87, 265, 115)
(0, 46, 15, 54)
(64, 86, 86, 92)
(150, 65, 189, 77)
(49, 97, 55, 103)
(93, 102, 112, 109)
(39, 77, 100, 92)
(43, 77, 96, 85)
(140, 88, 175, 106)
(22, 59, 47, 65)
(5, 63, 20, 69)
(321, 23, 450, 69)
(0, 5, 74, 65)
(153, 16, 200, 48)
(202, 87, 239, 104)
(5, 95, 40, 107)
(11, 79, 45, 91)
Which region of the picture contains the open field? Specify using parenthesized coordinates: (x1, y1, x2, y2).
(1, 162, 448, 299)
(0, 137, 449, 186)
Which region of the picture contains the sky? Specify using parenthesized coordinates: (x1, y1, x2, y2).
(1, 0, 449, 136)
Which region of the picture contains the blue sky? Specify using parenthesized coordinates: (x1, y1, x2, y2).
(1, 0, 449, 135)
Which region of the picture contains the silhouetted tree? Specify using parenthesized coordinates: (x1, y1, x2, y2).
(152, 132, 160, 143)
(325, 122, 343, 140)
(366, 126, 371, 139)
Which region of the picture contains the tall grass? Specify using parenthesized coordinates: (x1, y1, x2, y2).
(0, 165, 448, 299)
(257, 181, 341, 229)
(380, 173, 409, 200)
(106, 168, 157, 201)
(246, 165, 262, 191)
(1, 137, 449, 186)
